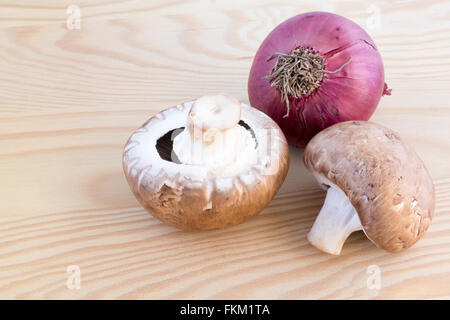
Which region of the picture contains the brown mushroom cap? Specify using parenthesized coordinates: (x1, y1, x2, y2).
(304, 121, 435, 252)
(123, 98, 289, 230)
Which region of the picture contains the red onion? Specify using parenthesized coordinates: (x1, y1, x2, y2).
(248, 12, 391, 147)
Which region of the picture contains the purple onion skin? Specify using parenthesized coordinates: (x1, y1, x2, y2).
(248, 12, 389, 147)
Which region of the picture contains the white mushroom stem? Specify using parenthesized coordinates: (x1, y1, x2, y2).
(307, 186, 363, 255)
(173, 95, 257, 169)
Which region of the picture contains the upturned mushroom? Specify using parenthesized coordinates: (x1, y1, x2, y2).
(304, 121, 435, 255)
(123, 95, 289, 230)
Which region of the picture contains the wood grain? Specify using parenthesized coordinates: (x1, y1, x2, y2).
(0, 0, 449, 299)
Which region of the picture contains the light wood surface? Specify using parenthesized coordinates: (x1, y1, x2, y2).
(1, 0, 450, 299)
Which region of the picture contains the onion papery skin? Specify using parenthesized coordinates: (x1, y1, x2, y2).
(248, 12, 389, 147)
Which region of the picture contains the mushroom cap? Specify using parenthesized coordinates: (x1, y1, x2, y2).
(123, 100, 289, 230)
(304, 121, 435, 252)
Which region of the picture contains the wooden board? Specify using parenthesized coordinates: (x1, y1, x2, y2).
(1, 0, 449, 299)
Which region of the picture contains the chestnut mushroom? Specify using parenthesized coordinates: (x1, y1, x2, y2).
(304, 121, 435, 255)
(123, 95, 289, 230)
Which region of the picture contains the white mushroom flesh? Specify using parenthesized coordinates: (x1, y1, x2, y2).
(173, 95, 258, 174)
(307, 174, 363, 255)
